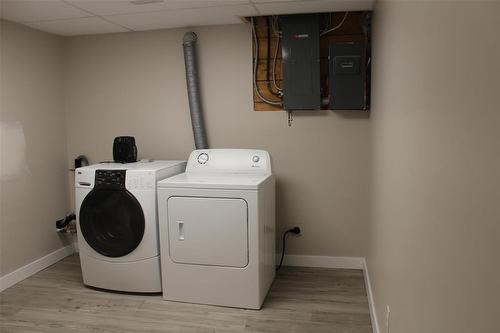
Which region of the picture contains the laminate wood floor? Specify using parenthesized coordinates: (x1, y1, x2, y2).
(0, 255, 372, 333)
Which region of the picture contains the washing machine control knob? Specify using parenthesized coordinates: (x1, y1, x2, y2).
(252, 155, 260, 163)
(197, 153, 209, 164)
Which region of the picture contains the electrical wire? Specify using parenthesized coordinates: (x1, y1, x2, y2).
(251, 17, 282, 106)
(320, 12, 349, 36)
(269, 15, 282, 93)
(272, 34, 282, 93)
(266, 17, 281, 97)
(271, 15, 282, 37)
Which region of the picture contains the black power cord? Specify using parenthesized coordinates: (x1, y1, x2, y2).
(277, 227, 301, 271)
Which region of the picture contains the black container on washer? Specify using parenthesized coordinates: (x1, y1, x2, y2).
(113, 136, 137, 163)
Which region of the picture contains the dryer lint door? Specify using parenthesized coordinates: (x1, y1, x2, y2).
(167, 196, 248, 268)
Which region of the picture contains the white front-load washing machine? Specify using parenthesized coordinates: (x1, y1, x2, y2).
(157, 149, 275, 309)
(75, 160, 186, 292)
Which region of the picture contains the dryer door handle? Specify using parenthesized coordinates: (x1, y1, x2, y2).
(177, 221, 185, 241)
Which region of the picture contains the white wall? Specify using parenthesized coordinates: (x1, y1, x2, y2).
(0, 20, 72, 276)
(369, 1, 500, 332)
(63, 24, 371, 257)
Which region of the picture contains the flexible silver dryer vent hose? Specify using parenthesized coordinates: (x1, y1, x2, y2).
(182, 32, 208, 150)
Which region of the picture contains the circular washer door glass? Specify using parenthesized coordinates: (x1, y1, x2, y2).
(79, 189, 145, 257)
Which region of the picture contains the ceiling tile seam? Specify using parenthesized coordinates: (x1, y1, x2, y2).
(99, 4, 256, 19)
(19, 15, 131, 33)
(97, 3, 258, 30)
(250, 2, 262, 16)
(98, 3, 258, 29)
(20, 16, 94, 24)
(19, 13, 94, 24)
(61, 0, 134, 32)
(64, 2, 255, 18)
(94, 15, 135, 32)
(7, 1, 260, 25)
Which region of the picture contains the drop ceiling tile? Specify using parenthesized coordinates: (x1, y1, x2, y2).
(105, 4, 257, 31)
(67, 0, 250, 16)
(0, 0, 91, 23)
(255, 0, 374, 15)
(25, 16, 129, 36)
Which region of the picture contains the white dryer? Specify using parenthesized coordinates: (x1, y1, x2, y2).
(75, 160, 186, 292)
(157, 149, 275, 309)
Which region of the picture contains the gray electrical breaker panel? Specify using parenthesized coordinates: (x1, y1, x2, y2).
(281, 14, 321, 110)
(329, 42, 368, 110)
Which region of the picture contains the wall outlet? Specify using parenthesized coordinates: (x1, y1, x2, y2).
(385, 305, 391, 333)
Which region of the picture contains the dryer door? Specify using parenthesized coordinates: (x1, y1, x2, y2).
(167, 197, 248, 268)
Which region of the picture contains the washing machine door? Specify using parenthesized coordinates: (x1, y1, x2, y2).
(79, 170, 145, 258)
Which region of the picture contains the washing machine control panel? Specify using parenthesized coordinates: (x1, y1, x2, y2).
(126, 171, 155, 191)
(95, 170, 126, 189)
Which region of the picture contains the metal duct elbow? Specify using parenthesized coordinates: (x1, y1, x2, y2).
(182, 31, 208, 150)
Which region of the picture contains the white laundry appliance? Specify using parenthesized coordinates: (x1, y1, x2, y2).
(75, 160, 186, 292)
(157, 149, 275, 309)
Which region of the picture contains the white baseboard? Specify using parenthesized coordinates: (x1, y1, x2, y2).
(279, 254, 365, 269)
(0, 244, 76, 292)
(363, 259, 380, 333)
(279, 254, 378, 333)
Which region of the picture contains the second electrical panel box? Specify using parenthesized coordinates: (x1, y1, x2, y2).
(281, 14, 321, 110)
(329, 42, 368, 110)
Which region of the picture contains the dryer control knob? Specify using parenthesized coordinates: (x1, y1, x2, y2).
(197, 153, 209, 164)
(252, 155, 260, 163)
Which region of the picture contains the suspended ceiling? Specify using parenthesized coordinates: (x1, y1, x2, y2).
(0, 0, 374, 36)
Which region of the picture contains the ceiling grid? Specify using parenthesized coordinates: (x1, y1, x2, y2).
(0, 0, 374, 36)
